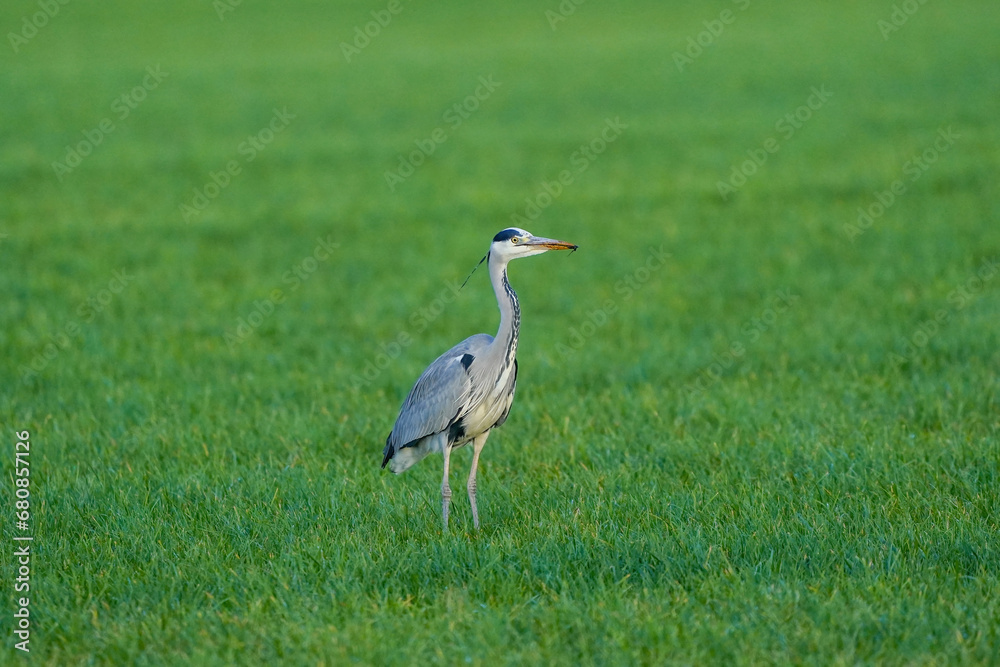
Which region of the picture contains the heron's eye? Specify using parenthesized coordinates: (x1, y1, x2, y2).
(511, 237, 520, 244)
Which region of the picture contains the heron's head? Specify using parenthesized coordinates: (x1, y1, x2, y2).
(489, 228, 578, 261)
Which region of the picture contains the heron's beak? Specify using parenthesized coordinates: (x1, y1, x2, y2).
(524, 236, 578, 251)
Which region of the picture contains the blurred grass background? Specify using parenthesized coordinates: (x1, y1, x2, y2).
(1, 0, 999, 663)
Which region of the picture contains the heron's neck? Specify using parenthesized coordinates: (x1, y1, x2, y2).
(488, 254, 520, 367)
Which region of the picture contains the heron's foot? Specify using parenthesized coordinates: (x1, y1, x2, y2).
(442, 484, 452, 531)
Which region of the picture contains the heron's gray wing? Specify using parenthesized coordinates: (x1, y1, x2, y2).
(386, 334, 492, 453)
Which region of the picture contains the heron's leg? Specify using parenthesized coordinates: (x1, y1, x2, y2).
(467, 431, 490, 530)
(441, 441, 453, 531)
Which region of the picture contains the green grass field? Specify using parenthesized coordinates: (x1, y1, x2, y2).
(2, 0, 1000, 663)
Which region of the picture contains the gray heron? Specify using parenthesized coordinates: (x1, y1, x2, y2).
(381, 227, 578, 530)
